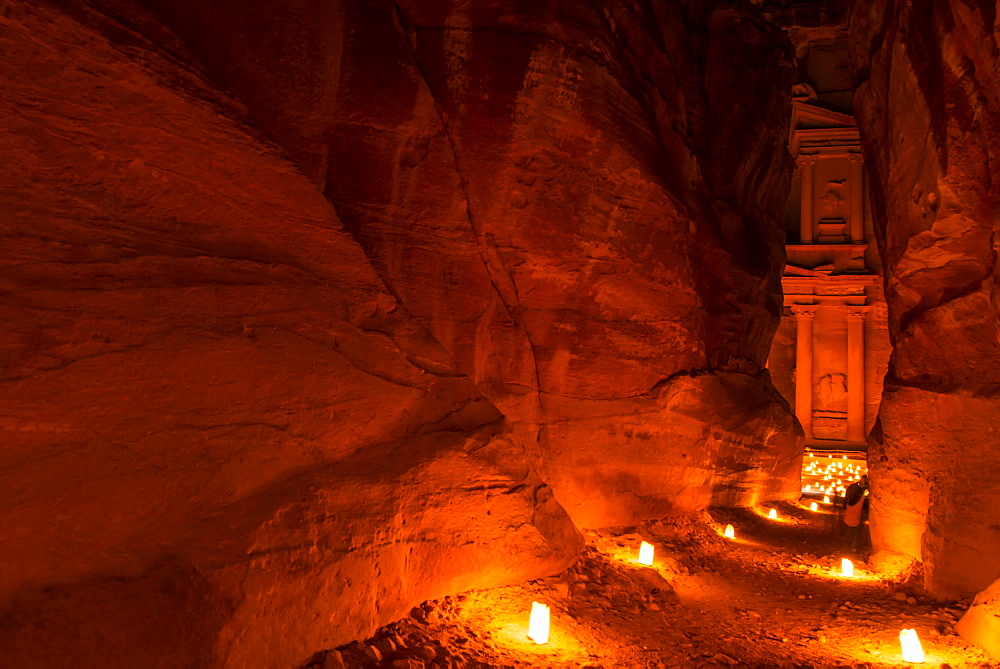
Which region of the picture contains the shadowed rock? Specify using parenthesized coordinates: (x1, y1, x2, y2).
(850, 0, 1000, 597)
(141, 0, 804, 527)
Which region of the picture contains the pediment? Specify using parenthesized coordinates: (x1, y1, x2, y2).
(784, 264, 828, 277)
(790, 100, 856, 133)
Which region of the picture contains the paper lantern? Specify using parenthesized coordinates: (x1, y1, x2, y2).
(841, 557, 854, 577)
(528, 602, 550, 644)
(724, 524, 735, 539)
(810, 501, 818, 511)
(637, 541, 654, 566)
(899, 628, 924, 662)
(823, 495, 831, 504)
(768, 508, 777, 520)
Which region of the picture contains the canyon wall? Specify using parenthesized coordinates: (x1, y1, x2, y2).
(851, 0, 1000, 597)
(0, 3, 580, 666)
(143, 0, 804, 528)
(0, 0, 801, 665)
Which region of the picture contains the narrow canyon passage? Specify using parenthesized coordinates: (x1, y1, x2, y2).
(311, 504, 991, 668)
(4, 1, 1000, 665)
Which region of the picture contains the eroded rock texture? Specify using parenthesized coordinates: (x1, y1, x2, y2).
(850, 0, 1000, 597)
(144, 0, 803, 528)
(0, 3, 579, 666)
(956, 576, 1000, 658)
(1, 0, 802, 665)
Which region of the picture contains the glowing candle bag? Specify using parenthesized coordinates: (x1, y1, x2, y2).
(724, 524, 735, 539)
(899, 628, 924, 662)
(768, 508, 777, 519)
(810, 502, 818, 511)
(638, 541, 654, 566)
(528, 602, 550, 644)
(841, 558, 854, 577)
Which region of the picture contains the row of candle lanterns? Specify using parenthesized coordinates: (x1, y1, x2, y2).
(525, 540, 659, 646)
(526, 533, 925, 663)
(802, 452, 867, 499)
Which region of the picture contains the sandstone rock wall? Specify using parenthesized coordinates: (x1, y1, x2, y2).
(143, 0, 804, 528)
(1, 0, 803, 665)
(956, 576, 1000, 658)
(0, 3, 579, 666)
(850, 0, 1000, 597)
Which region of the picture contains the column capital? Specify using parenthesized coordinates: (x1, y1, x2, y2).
(791, 304, 819, 319)
(848, 152, 865, 164)
(797, 153, 818, 167)
(841, 305, 870, 321)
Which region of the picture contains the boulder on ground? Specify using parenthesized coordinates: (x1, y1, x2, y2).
(956, 578, 1000, 659)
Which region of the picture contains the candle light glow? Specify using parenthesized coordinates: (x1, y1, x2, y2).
(899, 628, 924, 662)
(637, 541, 654, 566)
(528, 601, 550, 644)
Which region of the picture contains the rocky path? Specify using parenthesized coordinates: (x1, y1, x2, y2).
(307, 502, 992, 667)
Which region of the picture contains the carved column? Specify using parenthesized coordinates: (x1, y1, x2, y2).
(798, 154, 817, 244)
(792, 305, 819, 440)
(849, 153, 865, 244)
(844, 306, 869, 442)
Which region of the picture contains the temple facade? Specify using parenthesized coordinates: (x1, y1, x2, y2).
(768, 88, 891, 448)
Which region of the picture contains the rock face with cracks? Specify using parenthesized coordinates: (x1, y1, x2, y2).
(0, 3, 580, 667)
(1, 0, 802, 666)
(850, 0, 1000, 597)
(143, 0, 804, 528)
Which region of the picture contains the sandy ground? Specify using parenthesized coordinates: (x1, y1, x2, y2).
(307, 501, 994, 667)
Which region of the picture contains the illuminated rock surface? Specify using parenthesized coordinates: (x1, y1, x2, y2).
(5, 0, 999, 663)
(850, 0, 1000, 597)
(307, 508, 993, 667)
(143, 0, 803, 528)
(0, 4, 579, 666)
(956, 577, 1000, 659)
(2, 0, 809, 665)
